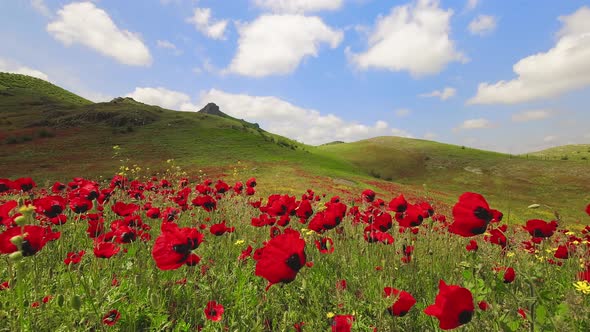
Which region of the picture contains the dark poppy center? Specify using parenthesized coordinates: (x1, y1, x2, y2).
(173, 242, 191, 255)
(473, 207, 492, 222)
(533, 229, 545, 238)
(458, 310, 473, 325)
(285, 253, 303, 272)
(320, 240, 329, 251)
(470, 225, 487, 235)
(204, 202, 215, 210)
(0, 184, 9, 192)
(397, 204, 407, 213)
(21, 240, 38, 256)
(121, 232, 136, 243)
(47, 205, 63, 218)
(21, 184, 33, 192)
(74, 205, 88, 214)
(210, 309, 217, 317)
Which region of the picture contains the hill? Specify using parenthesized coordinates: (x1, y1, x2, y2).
(525, 144, 590, 161)
(1, 73, 589, 225)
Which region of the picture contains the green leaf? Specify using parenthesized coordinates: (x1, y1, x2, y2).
(535, 304, 547, 325)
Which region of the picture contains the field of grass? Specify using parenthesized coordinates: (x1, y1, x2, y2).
(0, 174, 589, 331)
(525, 144, 590, 161)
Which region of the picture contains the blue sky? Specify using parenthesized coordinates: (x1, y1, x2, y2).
(1, 0, 589, 153)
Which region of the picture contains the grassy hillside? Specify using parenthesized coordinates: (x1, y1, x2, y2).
(525, 144, 590, 161)
(319, 137, 590, 224)
(1, 73, 588, 225)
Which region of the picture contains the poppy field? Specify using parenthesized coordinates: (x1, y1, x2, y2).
(1, 172, 590, 332)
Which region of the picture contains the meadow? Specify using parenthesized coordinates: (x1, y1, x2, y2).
(0, 169, 589, 331)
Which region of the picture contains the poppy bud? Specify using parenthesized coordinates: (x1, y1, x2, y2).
(57, 294, 64, 307)
(14, 216, 26, 226)
(9, 251, 23, 261)
(9, 235, 24, 247)
(71, 295, 82, 311)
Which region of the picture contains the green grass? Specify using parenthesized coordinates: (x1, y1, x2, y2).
(525, 144, 590, 161)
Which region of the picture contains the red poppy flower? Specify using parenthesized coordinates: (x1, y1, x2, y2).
(111, 202, 139, 217)
(331, 314, 354, 332)
(191, 195, 217, 212)
(210, 221, 235, 236)
(517, 308, 527, 320)
(146, 207, 160, 219)
(151, 222, 204, 270)
(246, 178, 257, 188)
(64, 250, 86, 265)
(204, 301, 224, 322)
(466, 240, 478, 252)
(0, 179, 15, 193)
(315, 237, 334, 254)
(388, 194, 408, 213)
(503, 267, 516, 283)
(554, 245, 572, 259)
(364, 229, 394, 245)
(484, 226, 507, 249)
(14, 177, 36, 192)
(336, 279, 347, 291)
(449, 193, 494, 237)
(295, 199, 313, 220)
(246, 186, 256, 195)
(586, 203, 590, 216)
(239, 245, 253, 261)
(0, 281, 9, 290)
(233, 181, 244, 194)
(384, 287, 416, 317)
(43, 295, 52, 303)
(34, 196, 66, 218)
(31, 301, 40, 308)
(478, 301, 489, 311)
(102, 309, 121, 326)
(93, 241, 120, 258)
(396, 204, 424, 228)
(294, 322, 304, 332)
(255, 230, 306, 290)
(0, 200, 18, 227)
(70, 197, 93, 214)
(0, 225, 58, 256)
(424, 280, 474, 330)
(362, 189, 376, 202)
(523, 219, 558, 238)
(215, 180, 230, 194)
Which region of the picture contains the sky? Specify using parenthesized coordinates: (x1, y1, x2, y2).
(1, 0, 589, 154)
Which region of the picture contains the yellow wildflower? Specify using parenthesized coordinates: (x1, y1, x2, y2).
(574, 281, 590, 295)
(326, 312, 335, 318)
(234, 240, 245, 245)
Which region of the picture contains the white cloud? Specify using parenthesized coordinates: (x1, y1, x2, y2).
(348, 0, 466, 77)
(458, 118, 491, 130)
(543, 135, 557, 142)
(511, 110, 552, 122)
(419, 87, 456, 100)
(186, 8, 228, 40)
(465, 0, 479, 11)
(395, 108, 411, 117)
(126, 87, 191, 110)
(227, 15, 343, 77)
(253, 0, 343, 14)
(0, 57, 49, 81)
(156, 40, 182, 55)
(47, 2, 152, 66)
(197, 89, 413, 144)
(31, 0, 51, 17)
(468, 15, 496, 35)
(468, 6, 590, 104)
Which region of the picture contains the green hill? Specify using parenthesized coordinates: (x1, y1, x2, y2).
(525, 144, 590, 161)
(1, 73, 588, 225)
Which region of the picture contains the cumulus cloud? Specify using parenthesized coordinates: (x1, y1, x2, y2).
(468, 15, 497, 35)
(543, 135, 557, 143)
(458, 118, 492, 130)
(468, 6, 590, 104)
(253, 0, 343, 13)
(47, 2, 152, 66)
(227, 15, 343, 77)
(196, 89, 412, 145)
(126, 87, 191, 110)
(31, 0, 51, 17)
(348, 0, 466, 77)
(156, 40, 182, 55)
(465, 0, 479, 11)
(511, 109, 552, 122)
(419, 87, 456, 100)
(186, 8, 228, 40)
(0, 57, 49, 81)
